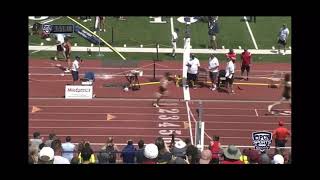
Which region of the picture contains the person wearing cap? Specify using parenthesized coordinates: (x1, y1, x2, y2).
(221, 145, 244, 164)
(38, 147, 55, 164)
(240, 49, 252, 81)
(172, 140, 187, 159)
(186, 54, 201, 89)
(225, 57, 236, 94)
(71, 56, 81, 85)
(272, 154, 284, 164)
(272, 121, 291, 150)
(143, 144, 158, 164)
(277, 24, 290, 55)
(208, 54, 219, 91)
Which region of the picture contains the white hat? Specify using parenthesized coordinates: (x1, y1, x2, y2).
(144, 144, 158, 159)
(174, 140, 186, 149)
(39, 147, 54, 161)
(273, 154, 284, 164)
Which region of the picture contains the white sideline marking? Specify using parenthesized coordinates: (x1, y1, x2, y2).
(255, 108, 259, 117)
(243, 16, 258, 49)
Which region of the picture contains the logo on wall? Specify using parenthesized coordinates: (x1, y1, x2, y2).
(42, 24, 52, 34)
(252, 131, 272, 152)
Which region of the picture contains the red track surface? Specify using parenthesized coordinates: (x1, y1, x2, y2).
(29, 59, 291, 151)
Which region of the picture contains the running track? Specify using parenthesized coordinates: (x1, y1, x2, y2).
(29, 59, 291, 151)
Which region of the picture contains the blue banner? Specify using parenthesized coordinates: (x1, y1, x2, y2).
(74, 25, 104, 45)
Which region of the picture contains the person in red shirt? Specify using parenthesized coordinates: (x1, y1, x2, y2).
(273, 120, 291, 149)
(240, 49, 252, 81)
(225, 49, 236, 62)
(209, 135, 222, 164)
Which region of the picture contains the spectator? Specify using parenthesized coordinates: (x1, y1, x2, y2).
(208, 54, 219, 91)
(143, 144, 158, 164)
(243, 148, 260, 164)
(70, 157, 79, 164)
(97, 137, 119, 164)
(38, 143, 46, 150)
(278, 24, 290, 55)
(80, 146, 95, 164)
(186, 141, 200, 164)
(272, 120, 291, 151)
(199, 149, 212, 164)
(121, 140, 136, 164)
(208, 17, 219, 50)
(51, 139, 70, 164)
(172, 140, 187, 159)
(272, 154, 285, 164)
(29, 144, 39, 164)
(78, 142, 96, 164)
(259, 152, 271, 164)
(62, 136, 75, 162)
(221, 145, 244, 164)
(45, 133, 57, 147)
(240, 49, 252, 81)
(135, 139, 145, 164)
(186, 54, 201, 89)
(171, 28, 179, 58)
(30, 132, 43, 149)
(209, 135, 222, 164)
(155, 137, 172, 164)
(38, 147, 54, 164)
(168, 156, 189, 164)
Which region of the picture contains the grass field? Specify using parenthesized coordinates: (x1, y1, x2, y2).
(29, 16, 291, 63)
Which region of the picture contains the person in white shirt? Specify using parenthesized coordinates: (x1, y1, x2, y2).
(225, 58, 235, 94)
(71, 56, 81, 85)
(62, 136, 75, 162)
(186, 54, 201, 88)
(278, 24, 290, 55)
(208, 54, 219, 91)
(51, 139, 70, 164)
(172, 28, 179, 57)
(54, 34, 66, 61)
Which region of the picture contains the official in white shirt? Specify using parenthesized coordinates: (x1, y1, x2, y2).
(54, 34, 66, 61)
(71, 56, 81, 85)
(208, 54, 219, 91)
(278, 24, 290, 55)
(172, 28, 179, 57)
(186, 54, 200, 88)
(225, 58, 235, 94)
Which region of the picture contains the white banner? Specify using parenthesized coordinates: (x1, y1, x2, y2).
(65, 85, 93, 99)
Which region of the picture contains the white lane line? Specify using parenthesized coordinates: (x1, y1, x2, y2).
(243, 16, 258, 49)
(255, 108, 259, 117)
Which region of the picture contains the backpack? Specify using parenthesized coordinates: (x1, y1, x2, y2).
(105, 145, 117, 163)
